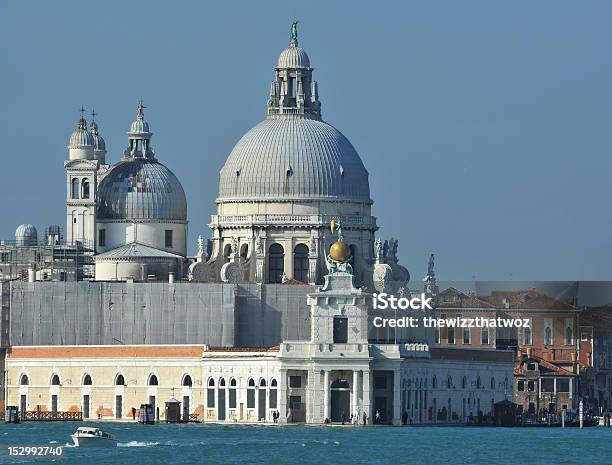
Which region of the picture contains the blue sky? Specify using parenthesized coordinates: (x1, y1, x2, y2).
(1, 1, 612, 280)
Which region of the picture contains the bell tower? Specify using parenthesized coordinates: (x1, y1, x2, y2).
(64, 107, 98, 249)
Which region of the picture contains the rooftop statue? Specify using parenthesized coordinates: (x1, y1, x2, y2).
(290, 20, 299, 45)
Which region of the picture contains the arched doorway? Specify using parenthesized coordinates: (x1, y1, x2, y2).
(258, 379, 267, 421)
(330, 379, 351, 422)
(218, 378, 226, 421)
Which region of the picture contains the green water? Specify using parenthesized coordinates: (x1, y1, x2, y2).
(0, 422, 608, 465)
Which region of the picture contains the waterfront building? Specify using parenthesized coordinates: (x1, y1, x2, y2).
(5, 267, 513, 424)
(577, 308, 612, 413)
(0, 23, 563, 425)
(433, 287, 581, 415)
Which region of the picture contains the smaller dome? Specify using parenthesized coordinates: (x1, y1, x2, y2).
(90, 122, 106, 151)
(15, 224, 38, 246)
(97, 159, 187, 221)
(329, 240, 351, 262)
(69, 117, 94, 148)
(129, 101, 150, 134)
(130, 118, 150, 134)
(277, 45, 310, 69)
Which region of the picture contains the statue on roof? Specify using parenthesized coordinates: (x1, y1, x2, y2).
(290, 20, 299, 46)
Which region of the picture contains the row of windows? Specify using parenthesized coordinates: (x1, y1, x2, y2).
(206, 378, 279, 409)
(434, 320, 574, 347)
(19, 373, 276, 389)
(19, 373, 178, 387)
(71, 178, 90, 200)
(430, 375, 503, 390)
(435, 327, 490, 345)
(264, 242, 355, 283)
(517, 378, 571, 393)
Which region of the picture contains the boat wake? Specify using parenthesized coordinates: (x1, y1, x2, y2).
(118, 441, 159, 448)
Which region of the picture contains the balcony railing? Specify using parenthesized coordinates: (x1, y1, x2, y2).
(22, 411, 83, 421)
(210, 214, 376, 228)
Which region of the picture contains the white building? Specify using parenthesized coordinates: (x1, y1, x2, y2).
(5, 268, 513, 424)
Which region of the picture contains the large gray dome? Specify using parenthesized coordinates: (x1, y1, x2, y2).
(98, 159, 187, 221)
(218, 118, 371, 202)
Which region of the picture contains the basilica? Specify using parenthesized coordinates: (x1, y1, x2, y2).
(60, 23, 409, 291)
(1, 24, 514, 425)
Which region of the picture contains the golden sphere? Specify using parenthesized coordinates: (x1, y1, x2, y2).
(330, 240, 351, 262)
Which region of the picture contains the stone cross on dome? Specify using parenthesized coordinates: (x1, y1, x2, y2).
(78, 105, 87, 129)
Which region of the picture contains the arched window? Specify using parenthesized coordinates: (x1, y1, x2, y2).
(477, 377, 481, 389)
(83, 374, 92, 386)
(293, 244, 309, 283)
(229, 378, 237, 409)
(51, 374, 60, 386)
(19, 374, 29, 386)
(148, 374, 158, 386)
(223, 244, 231, 262)
(270, 378, 278, 409)
(462, 377, 467, 389)
(81, 179, 90, 199)
(268, 244, 284, 283)
(544, 326, 552, 346)
(259, 379, 267, 388)
(71, 178, 80, 199)
(207, 378, 215, 408)
(116, 374, 125, 386)
(247, 378, 256, 408)
(490, 377, 496, 390)
(183, 375, 193, 387)
(219, 378, 226, 388)
(432, 376, 437, 389)
(565, 325, 573, 345)
(447, 376, 453, 389)
(240, 244, 249, 260)
(524, 325, 532, 345)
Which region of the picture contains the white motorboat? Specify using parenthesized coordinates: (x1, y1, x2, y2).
(71, 427, 117, 448)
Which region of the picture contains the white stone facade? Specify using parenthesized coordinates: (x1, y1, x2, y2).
(5, 272, 513, 425)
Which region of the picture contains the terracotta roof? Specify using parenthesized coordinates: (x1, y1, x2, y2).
(482, 290, 577, 310)
(436, 287, 495, 309)
(206, 346, 280, 352)
(8, 345, 205, 359)
(515, 355, 576, 377)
